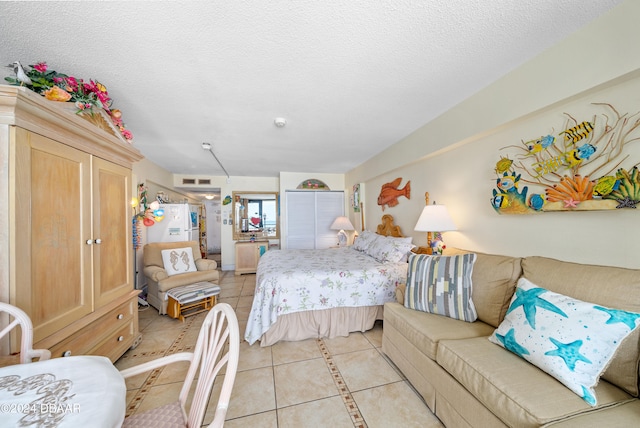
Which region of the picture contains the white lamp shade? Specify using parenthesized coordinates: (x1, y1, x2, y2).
(330, 216, 355, 231)
(414, 205, 457, 232)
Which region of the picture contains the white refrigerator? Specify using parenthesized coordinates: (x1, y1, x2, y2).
(146, 203, 200, 244)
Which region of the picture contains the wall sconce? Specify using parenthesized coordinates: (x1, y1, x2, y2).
(330, 216, 355, 246)
(414, 192, 457, 255)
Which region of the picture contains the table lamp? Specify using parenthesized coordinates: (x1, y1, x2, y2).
(330, 216, 355, 246)
(414, 192, 457, 254)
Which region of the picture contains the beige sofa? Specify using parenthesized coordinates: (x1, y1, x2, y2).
(142, 241, 219, 314)
(382, 251, 640, 427)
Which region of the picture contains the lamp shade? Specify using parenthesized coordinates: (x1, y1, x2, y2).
(330, 216, 355, 231)
(414, 204, 457, 232)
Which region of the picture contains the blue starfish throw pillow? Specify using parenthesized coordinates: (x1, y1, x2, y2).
(489, 277, 640, 406)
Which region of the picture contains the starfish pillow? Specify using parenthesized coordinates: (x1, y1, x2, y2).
(489, 277, 640, 406)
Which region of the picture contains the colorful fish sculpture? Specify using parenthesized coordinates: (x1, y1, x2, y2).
(560, 121, 594, 144)
(494, 156, 513, 174)
(525, 135, 555, 155)
(222, 195, 232, 205)
(377, 178, 410, 211)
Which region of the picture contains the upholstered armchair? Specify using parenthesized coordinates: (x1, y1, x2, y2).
(143, 241, 219, 314)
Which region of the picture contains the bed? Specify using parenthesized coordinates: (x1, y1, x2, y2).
(245, 215, 413, 346)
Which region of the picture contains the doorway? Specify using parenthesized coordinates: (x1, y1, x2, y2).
(204, 197, 222, 264)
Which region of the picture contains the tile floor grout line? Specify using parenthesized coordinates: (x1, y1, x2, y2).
(317, 338, 368, 428)
(124, 315, 196, 417)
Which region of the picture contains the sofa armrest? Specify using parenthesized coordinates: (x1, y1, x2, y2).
(143, 266, 169, 282)
(395, 283, 406, 304)
(196, 259, 218, 271)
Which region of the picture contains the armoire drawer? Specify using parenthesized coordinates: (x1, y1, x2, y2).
(48, 299, 134, 359)
(89, 321, 136, 362)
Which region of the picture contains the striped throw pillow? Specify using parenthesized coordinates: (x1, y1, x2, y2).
(404, 253, 478, 322)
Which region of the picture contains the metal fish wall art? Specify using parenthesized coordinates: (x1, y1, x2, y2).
(377, 177, 410, 211)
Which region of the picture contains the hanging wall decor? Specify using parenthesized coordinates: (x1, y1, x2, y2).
(352, 183, 361, 212)
(296, 178, 329, 190)
(378, 177, 411, 211)
(491, 103, 640, 214)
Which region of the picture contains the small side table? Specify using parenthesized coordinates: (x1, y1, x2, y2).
(166, 282, 221, 322)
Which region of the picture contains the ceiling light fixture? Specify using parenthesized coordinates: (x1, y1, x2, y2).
(274, 117, 286, 128)
(205, 194, 215, 200)
(201, 142, 230, 180)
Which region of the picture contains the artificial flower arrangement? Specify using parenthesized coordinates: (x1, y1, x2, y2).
(5, 61, 133, 142)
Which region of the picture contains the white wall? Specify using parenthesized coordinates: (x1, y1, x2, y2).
(346, 0, 640, 269)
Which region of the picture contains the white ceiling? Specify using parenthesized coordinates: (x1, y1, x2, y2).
(0, 1, 623, 180)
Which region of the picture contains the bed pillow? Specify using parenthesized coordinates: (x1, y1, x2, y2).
(404, 253, 477, 322)
(366, 235, 414, 263)
(489, 277, 640, 406)
(161, 247, 198, 276)
(353, 230, 379, 252)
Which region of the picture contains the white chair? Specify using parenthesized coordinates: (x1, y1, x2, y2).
(0, 302, 51, 364)
(120, 303, 240, 428)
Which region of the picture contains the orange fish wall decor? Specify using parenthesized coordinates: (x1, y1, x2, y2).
(377, 177, 411, 211)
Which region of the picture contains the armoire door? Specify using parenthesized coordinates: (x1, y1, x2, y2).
(13, 128, 93, 342)
(92, 157, 133, 308)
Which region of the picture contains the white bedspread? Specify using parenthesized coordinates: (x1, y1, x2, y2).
(245, 247, 407, 345)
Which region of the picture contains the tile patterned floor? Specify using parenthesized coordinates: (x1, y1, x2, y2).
(116, 270, 443, 427)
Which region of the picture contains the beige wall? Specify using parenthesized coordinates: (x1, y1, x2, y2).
(346, 0, 640, 269)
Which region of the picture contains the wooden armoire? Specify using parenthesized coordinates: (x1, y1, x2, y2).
(0, 85, 144, 362)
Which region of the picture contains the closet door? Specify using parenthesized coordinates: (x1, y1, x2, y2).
(315, 192, 345, 248)
(286, 191, 344, 249)
(286, 191, 316, 249)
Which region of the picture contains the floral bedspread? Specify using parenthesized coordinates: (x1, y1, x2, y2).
(244, 247, 407, 345)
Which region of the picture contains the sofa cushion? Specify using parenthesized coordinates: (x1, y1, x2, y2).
(522, 256, 640, 397)
(444, 249, 522, 328)
(384, 302, 494, 361)
(489, 277, 640, 406)
(405, 253, 477, 322)
(437, 336, 633, 427)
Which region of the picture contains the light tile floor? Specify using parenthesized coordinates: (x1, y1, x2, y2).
(116, 270, 443, 427)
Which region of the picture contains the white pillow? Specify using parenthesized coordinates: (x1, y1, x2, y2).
(489, 277, 640, 406)
(353, 230, 379, 252)
(161, 247, 197, 276)
(366, 235, 414, 263)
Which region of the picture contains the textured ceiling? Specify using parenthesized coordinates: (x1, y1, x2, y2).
(0, 1, 623, 180)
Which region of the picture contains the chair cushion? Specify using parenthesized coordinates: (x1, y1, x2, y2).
(122, 401, 185, 428)
(167, 282, 221, 304)
(143, 241, 202, 268)
(157, 270, 220, 293)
